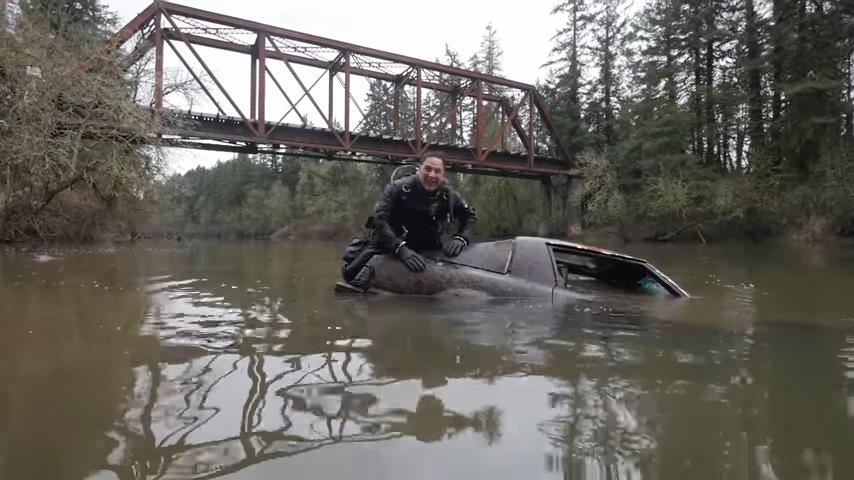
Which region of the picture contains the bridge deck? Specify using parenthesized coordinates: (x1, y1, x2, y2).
(160, 111, 578, 179)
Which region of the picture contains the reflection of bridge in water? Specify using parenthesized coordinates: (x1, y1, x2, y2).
(94, 275, 662, 479)
(74, 256, 854, 480)
(102, 351, 501, 479)
(102, 2, 577, 180)
(5, 246, 854, 480)
(94, 273, 673, 480)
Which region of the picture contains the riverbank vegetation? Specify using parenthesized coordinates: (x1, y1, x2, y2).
(143, 154, 549, 240)
(0, 0, 161, 242)
(546, 0, 854, 241)
(2, 0, 852, 243)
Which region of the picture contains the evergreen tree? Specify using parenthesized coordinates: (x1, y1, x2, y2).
(544, 0, 591, 154)
(586, 0, 629, 148)
(22, 0, 116, 42)
(361, 80, 397, 137)
(742, 0, 766, 155)
(472, 23, 503, 76)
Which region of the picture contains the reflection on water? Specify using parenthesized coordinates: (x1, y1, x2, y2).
(106, 351, 504, 479)
(1, 241, 853, 480)
(842, 332, 854, 419)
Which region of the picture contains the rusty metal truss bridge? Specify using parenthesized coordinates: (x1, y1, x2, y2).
(102, 1, 576, 179)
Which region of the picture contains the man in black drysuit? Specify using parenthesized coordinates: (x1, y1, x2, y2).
(342, 155, 477, 289)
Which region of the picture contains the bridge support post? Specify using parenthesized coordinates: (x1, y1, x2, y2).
(537, 177, 583, 238)
(565, 177, 583, 236)
(256, 34, 266, 135)
(153, 13, 163, 122)
(250, 46, 257, 119)
(537, 177, 552, 237)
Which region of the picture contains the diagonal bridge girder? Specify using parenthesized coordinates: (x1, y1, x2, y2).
(100, 1, 577, 178)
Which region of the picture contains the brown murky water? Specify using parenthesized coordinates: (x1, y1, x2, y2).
(1, 240, 853, 480)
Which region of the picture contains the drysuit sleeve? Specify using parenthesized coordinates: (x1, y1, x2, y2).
(451, 191, 477, 243)
(372, 182, 405, 252)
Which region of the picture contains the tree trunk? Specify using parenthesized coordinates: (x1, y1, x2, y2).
(846, 48, 853, 149)
(744, 0, 765, 155)
(736, 122, 745, 172)
(664, 5, 678, 105)
(690, 0, 704, 160)
(692, 43, 704, 160)
(569, 6, 580, 107)
(703, 0, 717, 169)
(770, 0, 788, 166)
(603, 22, 615, 145)
(568, 2, 582, 141)
(721, 124, 732, 171)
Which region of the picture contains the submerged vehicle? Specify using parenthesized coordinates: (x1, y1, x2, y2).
(336, 236, 688, 299)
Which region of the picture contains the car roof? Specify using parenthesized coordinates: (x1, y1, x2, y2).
(445, 236, 688, 297)
(517, 236, 647, 262)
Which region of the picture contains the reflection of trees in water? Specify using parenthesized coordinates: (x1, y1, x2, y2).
(541, 380, 653, 479)
(0, 251, 150, 480)
(533, 312, 775, 480)
(99, 347, 502, 479)
(538, 363, 655, 478)
(842, 332, 854, 419)
(531, 315, 853, 480)
(759, 325, 853, 480)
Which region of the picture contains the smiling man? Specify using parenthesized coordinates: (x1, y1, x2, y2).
(341, 154, 477, 289)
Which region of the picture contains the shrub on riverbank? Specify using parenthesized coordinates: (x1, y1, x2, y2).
(0, 7, 159, 242)
(579, 151, 854, 242)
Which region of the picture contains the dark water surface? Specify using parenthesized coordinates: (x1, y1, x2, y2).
(1, 240, 853, 480)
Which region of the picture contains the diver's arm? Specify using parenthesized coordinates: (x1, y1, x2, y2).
(372, 183, 405, 252)
(451, 191, 477, 244)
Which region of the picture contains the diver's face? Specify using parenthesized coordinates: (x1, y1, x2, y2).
(418, 157, 445, 192)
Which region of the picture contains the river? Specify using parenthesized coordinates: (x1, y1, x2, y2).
(1, 239, 852, 479)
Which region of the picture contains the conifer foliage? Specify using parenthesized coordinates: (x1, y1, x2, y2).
(542, 0, 854, 238)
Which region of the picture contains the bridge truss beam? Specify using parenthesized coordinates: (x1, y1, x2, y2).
(100, 1, 577, 178)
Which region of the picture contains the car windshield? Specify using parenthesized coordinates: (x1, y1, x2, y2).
(445, 239, 514, 274)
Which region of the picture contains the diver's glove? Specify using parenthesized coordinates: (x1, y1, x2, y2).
(395, 243, 426, 272)
(444, 236, 467, 257)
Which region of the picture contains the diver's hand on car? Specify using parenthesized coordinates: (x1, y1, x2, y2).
(444, 236, 467, 257)
(396, 245, 426, 272)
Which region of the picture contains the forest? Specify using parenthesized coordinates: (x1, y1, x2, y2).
(1, 0, 852, 242)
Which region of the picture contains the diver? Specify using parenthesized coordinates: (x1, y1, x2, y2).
(341, 154, 477, 290)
